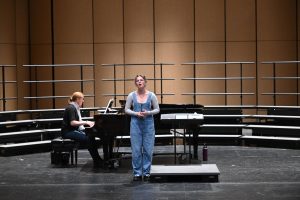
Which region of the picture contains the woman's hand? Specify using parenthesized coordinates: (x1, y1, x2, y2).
(136, 111, 148, 118)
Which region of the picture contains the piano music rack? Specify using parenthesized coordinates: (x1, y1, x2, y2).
(261, 61, 300, 106)
(0, 65, 17, 111)
(22, 64, 96, 109)
(101, 63, 175, 105)
(181, 61, 256, 105)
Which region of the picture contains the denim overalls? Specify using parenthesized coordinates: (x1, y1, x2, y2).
(130, 92, 155, 176)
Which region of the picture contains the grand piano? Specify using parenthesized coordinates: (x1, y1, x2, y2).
(93, 103, 204, 163)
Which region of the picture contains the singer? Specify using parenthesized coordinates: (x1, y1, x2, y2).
(125, 75, 160, 181)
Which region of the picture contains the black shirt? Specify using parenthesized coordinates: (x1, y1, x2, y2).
(61, 104, 80, 135)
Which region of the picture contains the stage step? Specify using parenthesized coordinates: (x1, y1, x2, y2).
(0, 140, 52, 156)
(150, 164, 220, 182)
(0, 130, 46, 143)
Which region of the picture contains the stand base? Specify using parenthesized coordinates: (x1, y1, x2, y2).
(150, 164, 220, 182)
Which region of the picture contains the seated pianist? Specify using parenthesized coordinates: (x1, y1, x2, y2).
(61, 91, 103, 168)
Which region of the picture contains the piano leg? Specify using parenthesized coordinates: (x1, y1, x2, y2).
(192, 129, 198, 159)
(101, 133, 114, 161)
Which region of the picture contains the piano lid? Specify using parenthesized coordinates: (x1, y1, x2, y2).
(159, 104, 204, 114)
(159, 103, 203, 108)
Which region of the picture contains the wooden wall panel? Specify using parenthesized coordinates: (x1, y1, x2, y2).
(94, 43, 124, 106)
(2, 0, 300, 109)
(156, 42, 194, 104)
(0, 0, 17, 110)
(196, 42, 225, 61)
(226, 42, 256, 105)
(94, 0, 123, 43)
(258, 41, 297, 105)
(16, 0, 30, 110)
(226, 0, 256, 41)
(26, 0, 300, 108)
(27, 0, 52, 109)
(30, 45, 52, 109)
(54, 44, 94, 107)
(16, 0, 29, 44)
(195, 42, 225, 105)
(196, 0, 225, 42)
(30, 0, 51, 44)
(2, 67, 17, 110)
(54, 44, 93, 64)
(0, 0, 16, 43)
(124, 0, 153, 43)
(0, 45, 16, 64)
(0, 0, 16, 65)
(155, 0, 194, 42)
(257, 0, 297, 106)
(124, 43, 154, 94)
(30, 45, 52, 64)
(298, 0, 300, 41)
(227, 42, 256, 61)
(258, 0, 296, 41)
(16, 45, 30, 110)
(54, 0, 93, 43)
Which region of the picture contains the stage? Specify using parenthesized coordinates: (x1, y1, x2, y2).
(0, 145, 299, 200)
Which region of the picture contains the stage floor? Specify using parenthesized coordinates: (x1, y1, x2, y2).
(0, 145, 299, 200)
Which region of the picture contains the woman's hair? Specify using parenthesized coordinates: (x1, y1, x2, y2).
(69, 92, 84, 102)
(134, 75, 147, 84)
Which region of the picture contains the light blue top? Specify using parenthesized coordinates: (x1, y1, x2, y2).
(125, 91, 160, 116)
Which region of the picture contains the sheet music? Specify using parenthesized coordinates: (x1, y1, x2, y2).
(161, 113, 204, 121)
(188, 113, 204, 120)
(175, 114, 188, 119)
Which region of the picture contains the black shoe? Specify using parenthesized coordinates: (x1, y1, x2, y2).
(143, 175, 151, 182)
(93, 159, 103, 168)
(133, 176, 142, 181)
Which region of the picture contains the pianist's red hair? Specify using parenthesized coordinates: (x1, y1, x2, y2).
(69, 92, 84, 102)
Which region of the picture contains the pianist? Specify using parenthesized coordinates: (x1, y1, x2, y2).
(61, 92, 103, 167)
(125, 75, 160, 181)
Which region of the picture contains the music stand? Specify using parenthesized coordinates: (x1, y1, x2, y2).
(104, 99, 114, 114)
(97, 99, 114, 114)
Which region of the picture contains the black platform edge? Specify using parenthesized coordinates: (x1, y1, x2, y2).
(150, 174, 219, 183)
(241, 138, 300, 149)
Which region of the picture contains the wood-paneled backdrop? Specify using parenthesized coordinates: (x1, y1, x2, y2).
(0, 0, 299, 110)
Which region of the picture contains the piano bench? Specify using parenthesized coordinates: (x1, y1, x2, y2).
(50, 138, 79, 167)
